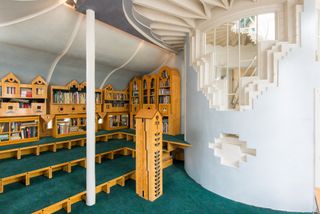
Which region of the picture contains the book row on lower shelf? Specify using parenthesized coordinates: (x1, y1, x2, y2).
(0, 117, 39, 144)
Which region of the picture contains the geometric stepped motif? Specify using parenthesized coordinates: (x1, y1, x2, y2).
(209, 134, 256, 168)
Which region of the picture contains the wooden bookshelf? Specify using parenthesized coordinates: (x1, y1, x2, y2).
(142, 74, 158, 110)
(49, 80, 103, 115)
(0, 116, 40, 146)
(103, 84, 129, 113)
(52, 114, 97, 138)
(129, 77, 142, 129)
(0, 73, 47, 117)
(157, 66, 180, 135)
(102, 112, 129, 130)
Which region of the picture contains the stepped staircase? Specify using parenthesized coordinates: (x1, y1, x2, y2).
(191, 3, 303, 111)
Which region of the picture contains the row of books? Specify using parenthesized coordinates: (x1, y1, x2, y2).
(110, 103, 128, 108)
(0, 134, 9, 142)
(10, 126, 38, 140)
(109, 114, 129, 127)
(11, 121, 37, 132)
(20, 88, 32, 98)
(163, 118, 169, 134)
(159, 96, 170, 104)
(53, 91, 86, 104)
(159, 89, 170, 95)
(132, 90, 139, 97)
(35, 88, 45, 96)
(159, 80, 170, 88)
(57, 124, 85, 135)
(6, 87, 17, 95)
(21, 126, 37, 139)
(131, 97, 139, 104)
(132, 83, 139, 91)
(105, 93, 128, 101)
(0, 123, 9, 133)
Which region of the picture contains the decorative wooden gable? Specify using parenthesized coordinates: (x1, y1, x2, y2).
(104, 84, 113, 91)
(31, 76, 47, 86)
(1, 72, 20, 84)
(66, 80, 79, 90)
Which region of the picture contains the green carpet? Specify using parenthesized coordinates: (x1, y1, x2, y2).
(68, 162, 308, 214)
(0, 156, 135, 214)
(0, 139, 134, 178)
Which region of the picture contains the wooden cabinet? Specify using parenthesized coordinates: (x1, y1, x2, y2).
(102, 85, 129, 130)
(103, 84, 129, 113)
(157, 66, 180, 135)
(0, 116, 40, 146)
(49, 80, 103, 115)
(0, 73, 47, 117)
(142, 74, 158, 110)
(129, 77, 142, 129)
(102, 113, 129, 130)
(52, 114, 97, 138)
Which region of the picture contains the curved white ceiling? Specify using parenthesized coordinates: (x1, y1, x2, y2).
(0, 1, 171, 88)
(130, 0, 257, 51)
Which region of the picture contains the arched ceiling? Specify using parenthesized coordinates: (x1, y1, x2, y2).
(127, 0, 266, 51)
(0, 0, 172, 89)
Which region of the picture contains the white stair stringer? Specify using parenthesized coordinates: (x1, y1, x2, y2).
(239, 41, 297, 111)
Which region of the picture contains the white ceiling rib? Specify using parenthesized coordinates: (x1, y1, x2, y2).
(0, 1, 170, 87)
(132, 0, 256, 51)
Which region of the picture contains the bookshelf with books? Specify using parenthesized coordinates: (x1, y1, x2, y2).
(102, 113, 129, 130)
(103, 84, 129, 130)
(103, 84, 129, 113)
(157, 66, 180, 135)
(52, 114, 97, 138)
(49, 80, 103, 115)
(0, 73, 47, 117)
(142, 74, 158, 110)
(0, 116, 40, 146)
(129, 77, 142, 129)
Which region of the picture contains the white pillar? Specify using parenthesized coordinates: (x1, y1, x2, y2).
(86, 9, 96, 206)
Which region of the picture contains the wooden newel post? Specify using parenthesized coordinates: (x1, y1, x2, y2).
(135, 109, 163, 201)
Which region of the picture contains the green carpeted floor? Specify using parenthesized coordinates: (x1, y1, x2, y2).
(0, 139, 134, 178)
(68, 162, 308, 214)
(0, 156, 135, 214)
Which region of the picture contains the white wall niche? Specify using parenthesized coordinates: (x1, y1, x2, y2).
(209, 133, 256, 168)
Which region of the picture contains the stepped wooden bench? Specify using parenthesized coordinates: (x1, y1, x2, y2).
(33, 157, 173, 214)
(0, 130, 190, 161)
(0, 147, 134, 193)
(33, 170, 136, 214)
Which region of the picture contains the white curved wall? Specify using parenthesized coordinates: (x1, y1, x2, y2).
(185, 1, 316, 212)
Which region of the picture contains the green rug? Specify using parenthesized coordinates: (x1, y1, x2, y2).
(69, 162, 308, 214)
(0, 156, 135, 214)
(0, 139, 134, 178)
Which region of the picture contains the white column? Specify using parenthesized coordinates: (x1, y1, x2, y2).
(86, 9, 96, 206)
